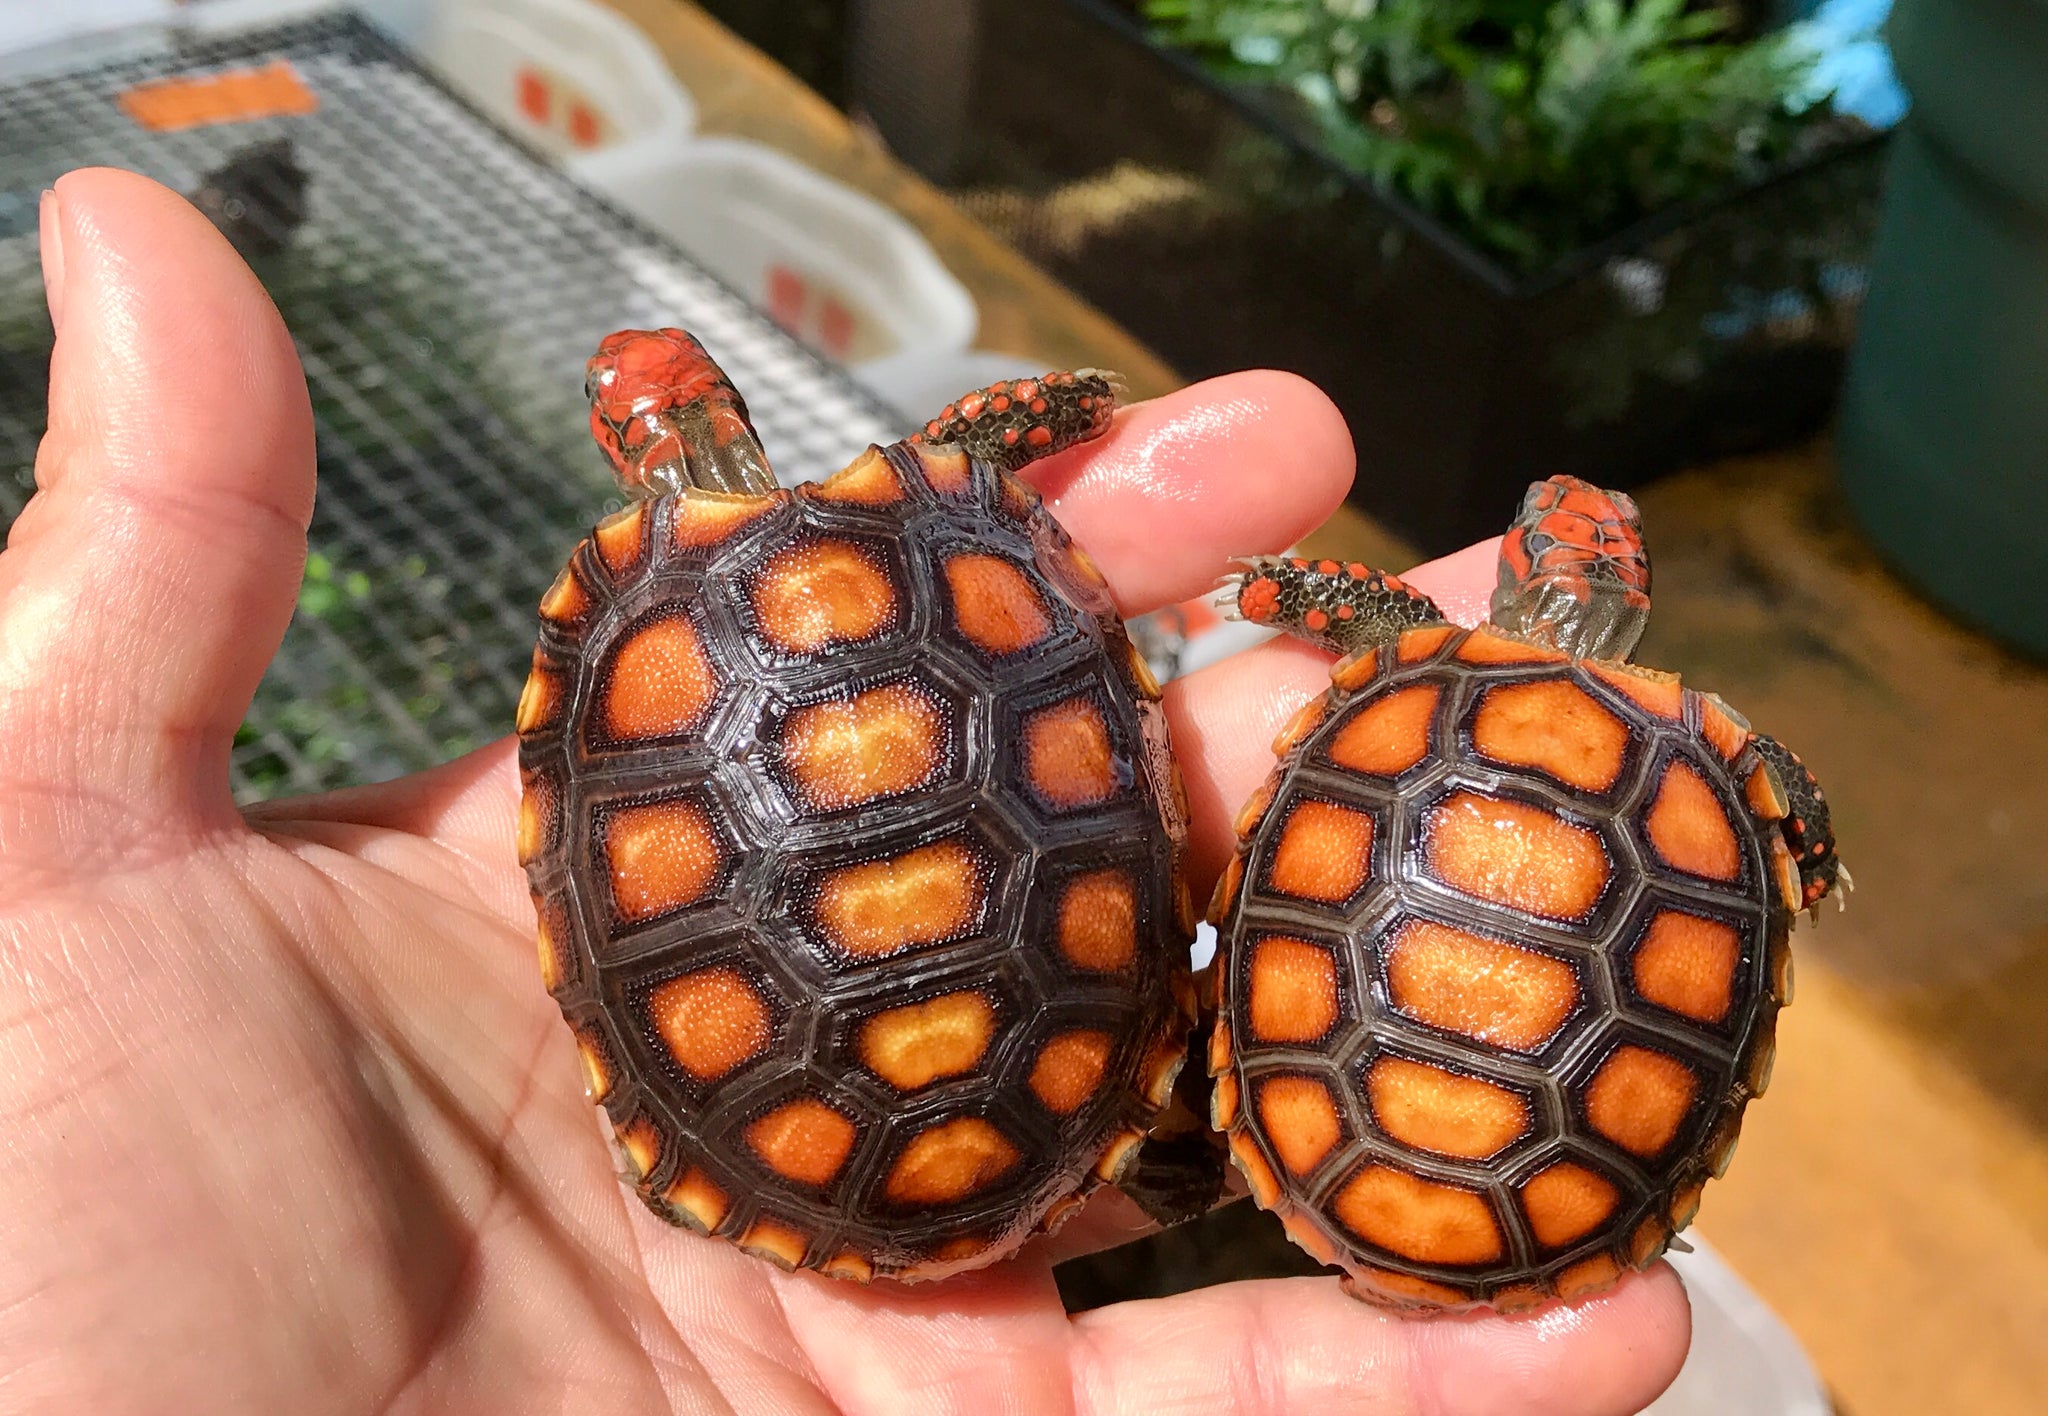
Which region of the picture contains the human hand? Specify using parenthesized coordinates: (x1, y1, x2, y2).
(0, 168, 1688, 1413)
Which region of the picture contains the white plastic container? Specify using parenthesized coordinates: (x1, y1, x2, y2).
(415, 0, 695, 181)
(598, 136, 977, 370)
(1647, 1238, 1831, 1415)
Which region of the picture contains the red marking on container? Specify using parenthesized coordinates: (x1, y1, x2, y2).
(517, 68, 551, 124)
(767, 266, 807, 334)
(819, 298, 855, 356)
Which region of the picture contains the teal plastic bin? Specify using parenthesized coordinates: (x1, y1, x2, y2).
(1838, 0, 2048, 657)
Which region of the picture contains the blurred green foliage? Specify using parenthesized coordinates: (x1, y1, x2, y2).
(1145, 0, 1827, 270)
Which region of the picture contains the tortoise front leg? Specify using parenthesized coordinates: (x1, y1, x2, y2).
(1221, 555, 1449, 658)
(911, 370, 1121, 472)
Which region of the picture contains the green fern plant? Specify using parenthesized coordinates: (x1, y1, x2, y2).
(1145, 0, 1828, 270)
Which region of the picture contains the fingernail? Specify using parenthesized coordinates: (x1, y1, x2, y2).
(38, 188, 65, 332)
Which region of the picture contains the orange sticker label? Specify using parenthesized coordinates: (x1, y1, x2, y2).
(117, 61, 317, 133)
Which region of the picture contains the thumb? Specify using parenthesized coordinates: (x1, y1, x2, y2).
(0, 168, 314, 832)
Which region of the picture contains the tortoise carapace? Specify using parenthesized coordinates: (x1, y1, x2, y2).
(519, 329, 1197, 1282)
(1210, 476, 1846, 1312)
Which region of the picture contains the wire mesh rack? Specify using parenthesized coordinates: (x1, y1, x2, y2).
(0, 10, 904, 802)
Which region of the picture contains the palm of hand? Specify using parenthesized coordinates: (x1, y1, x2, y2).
(0, 171, 1686, 1415)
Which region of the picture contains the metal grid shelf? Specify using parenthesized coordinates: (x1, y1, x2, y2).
(0, 11, 902, 800)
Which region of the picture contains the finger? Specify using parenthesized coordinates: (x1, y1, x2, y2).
(0, 169, 313, 820)
(1404, 535, 1501, 629)
(1016, 370, 1355, 615)
(1168, 535, 1500, 891)
(1065, 1268, 1690, 1416)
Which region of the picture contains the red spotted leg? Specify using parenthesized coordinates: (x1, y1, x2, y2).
(585, 327, 776, 497)
(1752, 734, 1851, 915)
(910, 370, 1121, 472)
(1220, 554, 1450, 657)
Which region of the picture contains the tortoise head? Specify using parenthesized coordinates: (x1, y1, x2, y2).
(1490, 476, 1652, 663)
(1753, 735, 1845, 914)
(584, 327, 776, 497)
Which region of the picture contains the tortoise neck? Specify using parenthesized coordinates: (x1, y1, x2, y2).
(1488, 573, 1649, 662)
(622, 402, 778, 499)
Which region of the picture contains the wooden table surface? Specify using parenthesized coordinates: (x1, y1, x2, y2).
(606, 5, 2048, 1411)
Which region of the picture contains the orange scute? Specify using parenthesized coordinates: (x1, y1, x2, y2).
(1645, 761, 1742, 882)
(1272, 695, 1330, 757)
(859, 990, 997, 1090)
(1471, 679, 1631, 792)
(745, 1098, 858, 1188)
(663, 1167, 729, 1232)
(1330, 648, 1379, 691)
(575, 1029, 612, 1102)
(1556, 1254, 1624, 1299)
(752, 538, 896, 655)
(602, 797, 725, 924)
(778, 682, 947, 811)
(517, 771, 555, 865)
(812, 839, 985, 960)
(671, 489, 780, 548)
(532, 896, 565, 992)
(592, 502, 648, 575)
(1332, 1165, 1503, 1266)
(598, 612, 718, 743)
(618, 1118, 661, 1180)
(913, 443, 972, 496)
(516, 661, 561, 734)
(1351, 1267, 1472, 1309)
(1258, 1074, 1344, 1176)
(1585, 1045, 1699, 1157)
(1632, 910, 1743, 1024)
(738, 1217, 810, 1269)
(1020, 697, 1122, 809)
(1227, 1129, 1281, 1208)
(1245, 935, 1341, 1043)
(1396, 624, 1457, 662)
(598, 803, 729, 926)
(946, 553, 1052, 655)
(1586, 660, 1684, 720)
(1264, 798, 1376, 903)
(1384, 920, 1579, 1051)
(1366, 1057, 1529, 1159)
(1326, 684, 1440, 776)
(812, 446, 905, 505)
(1520, 1162, 1620, 1249)
(884, 1118, 1022, 1205)
(1424, 791, 1610, 920)
(1456, 628, 1568, 666)
(1698, 696, 1751, 761)
(1029, 1029, 1114, 1114)
(539, 563, 592, 624)
(647, 966, 771, 1081)
(1057, 869, 1138, 971)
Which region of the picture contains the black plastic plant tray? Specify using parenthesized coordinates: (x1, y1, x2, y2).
(0, 11, 901, 802)
(849, 0, 1890, 553)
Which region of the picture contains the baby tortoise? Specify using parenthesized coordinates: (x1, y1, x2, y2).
(517, 329, 1200, 1282)
(1210, 476, 1845, 1312)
